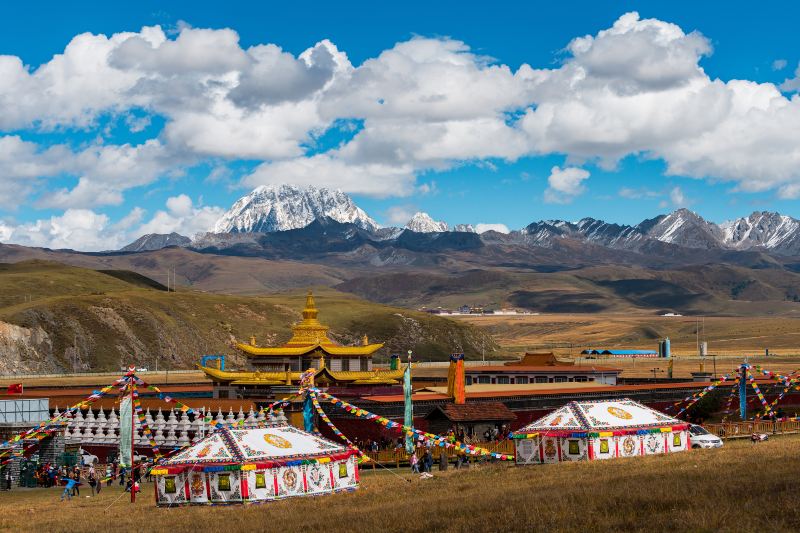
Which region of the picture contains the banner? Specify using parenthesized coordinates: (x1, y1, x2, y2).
(119, 396, 133, 467)
(6, 383, 22, 395)
(303, 392, 315, 433)
(403, 362, 414, 454)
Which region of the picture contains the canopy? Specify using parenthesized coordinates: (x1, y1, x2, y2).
(164, 424, 348, 466)
(516, 398, 684, 436)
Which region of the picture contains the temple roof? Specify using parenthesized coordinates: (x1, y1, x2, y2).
(237, 290, 383, 357)
(199, 364, 404, 386)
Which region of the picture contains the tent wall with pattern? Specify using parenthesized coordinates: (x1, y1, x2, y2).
(152, 424, 359, 506)
(514, 398, 690, 465)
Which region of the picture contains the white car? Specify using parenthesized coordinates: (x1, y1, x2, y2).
(689, 424, 723, 449)
(80, 449, 99, 465)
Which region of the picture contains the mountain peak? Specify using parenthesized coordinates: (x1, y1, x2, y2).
(212, 184, 379, 234)
(120, 232, 190, 252)
(405, 212, 449, 233)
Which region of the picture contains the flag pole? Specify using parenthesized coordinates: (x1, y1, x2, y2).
(130, 371, 136, 503)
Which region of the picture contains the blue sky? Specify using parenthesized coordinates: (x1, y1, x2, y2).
(1, 1, 800, 249)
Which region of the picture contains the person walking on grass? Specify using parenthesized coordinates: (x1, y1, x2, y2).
(87, 466, 97, 496)
(61, 478, 78, 501)
(71, 467, 80, 496)
(410, 452, 420, 474)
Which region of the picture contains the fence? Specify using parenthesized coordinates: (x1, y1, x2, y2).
(704, 419, 800, 439)
(359, 440, 516, 469)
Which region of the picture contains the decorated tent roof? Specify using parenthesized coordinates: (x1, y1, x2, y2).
(517, 398, 683, 434)
(164, 424, 347, 465)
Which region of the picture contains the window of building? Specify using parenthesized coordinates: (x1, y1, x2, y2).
(599, 439, 609, 454)
(341, 358, 350, 371)
(466, 376, 473, 385)
(497, 376, 510, 384)
(554, 376, 567, 383)
(574, 376, 588, 382)
(516, 376, 529, 384)
(535, 376, 548, 384)
(360, 358, 369, 371)
(477, 375, 491, 384)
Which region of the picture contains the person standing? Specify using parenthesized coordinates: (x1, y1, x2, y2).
(410, 451, 420, 474)
(424, 449, 433, 473)
(71, 467, 80, 497)
(87, 466, 97, 496)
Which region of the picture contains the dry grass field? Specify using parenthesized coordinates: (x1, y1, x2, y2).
(459, 313, 800, 356)
(459, 313, 800, 378)
(1, 437, 798, 532)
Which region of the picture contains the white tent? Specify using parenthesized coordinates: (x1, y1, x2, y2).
(152, 424, 359, 506)
(514, 398, 690, 465)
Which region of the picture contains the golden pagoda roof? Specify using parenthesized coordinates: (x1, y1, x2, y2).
(199, 364, 404, 386)
(238, 290, 383, 357)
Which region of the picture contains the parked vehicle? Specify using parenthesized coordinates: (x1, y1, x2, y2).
(689, 424, 723, 449)
(80, 449, 99, 465)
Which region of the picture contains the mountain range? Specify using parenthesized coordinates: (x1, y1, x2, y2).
(5, 185, 800, 318)
(126, 184, 800, 257)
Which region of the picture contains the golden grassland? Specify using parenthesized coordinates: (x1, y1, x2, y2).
(1, 437, 799, 532)
(459, 313, 800, 356)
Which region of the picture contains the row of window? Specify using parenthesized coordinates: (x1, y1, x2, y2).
(466, 375, 594, 385)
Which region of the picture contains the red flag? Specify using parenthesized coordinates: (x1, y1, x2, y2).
(6, 383, 22, 395)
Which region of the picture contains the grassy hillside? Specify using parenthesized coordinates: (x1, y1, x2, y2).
(337, 264, 800, 316)
(1, 437, 798, 531)
(0, 261, 494, 373)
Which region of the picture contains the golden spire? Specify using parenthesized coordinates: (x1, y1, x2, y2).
(362, 334, 369, 346)
(319, 353, 326, 369)
(302, 290, 318, 321)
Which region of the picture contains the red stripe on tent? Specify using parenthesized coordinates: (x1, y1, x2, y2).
(184, 475, 190, 501)
(241, 475, 249, 500)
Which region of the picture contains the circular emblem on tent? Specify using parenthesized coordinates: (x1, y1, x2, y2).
(607, 406, 633, 420)
(263, 433, 292, 449)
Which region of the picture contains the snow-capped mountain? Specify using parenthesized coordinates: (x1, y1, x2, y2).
(453, 224, 476, 233)
(720, 211, 800, 254)
(120, 232, 191, 252)
(212, 185, 379, 234)
(404, 212, 449, 233)
(643, 208, 724, 249)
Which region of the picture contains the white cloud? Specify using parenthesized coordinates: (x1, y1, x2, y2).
(543, 166, 590, 204)
(244, 154, 417, 197)
(0, 209, 123, 250)
(475, 223, 509, 234)
(134, 195, 224, 238)
(669, 186, 690, 207)
(5, 13, 800, 230)
(772, 59, 788, 71)
(385, 205, 418, 225)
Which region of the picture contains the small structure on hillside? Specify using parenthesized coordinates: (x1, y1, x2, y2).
(424, 402, 516, 438)
(152, 423, 359, 505)
(505, 352, 573, 367)
(513, 398, 689, 465)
